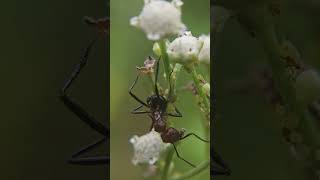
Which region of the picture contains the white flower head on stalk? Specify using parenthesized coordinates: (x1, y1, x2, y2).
(167, 31, 202, 70)
(130, 129, 169, 165)
(130, 0, 186, 41)
(198, 34, 210, 65)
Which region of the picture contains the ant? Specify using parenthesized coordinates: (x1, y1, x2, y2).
(211, 149, 231, 176)
(129, 57, 209, 167)
(59, 17, 109, 165)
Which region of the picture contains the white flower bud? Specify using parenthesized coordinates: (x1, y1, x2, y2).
(130, 129, 169, 165)
(198, 34, 210, 65)
(167, 31, 202, 69)
(130, 0, 186, 41)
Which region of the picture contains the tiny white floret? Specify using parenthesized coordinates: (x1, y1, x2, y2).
(130, 129, 169, 165)
(198, 34, 210, 65)
(167, 31, 202, 68)
(130, 0, 186, 41)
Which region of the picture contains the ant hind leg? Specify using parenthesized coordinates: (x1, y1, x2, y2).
(211, 149, 231, 175)
(60, 40, 108, 137)
(172, 143, 196, 168)
(68, 137, 109, 165)
(181, 133, 209, 143)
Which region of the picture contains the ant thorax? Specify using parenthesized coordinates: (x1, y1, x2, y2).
(147, 94, 168, 113)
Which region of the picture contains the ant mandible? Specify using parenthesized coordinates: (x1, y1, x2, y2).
(129, 57, 209, 167)
(59, 16, 109, 165)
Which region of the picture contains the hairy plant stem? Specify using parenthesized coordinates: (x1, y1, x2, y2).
(190, 67, 210, 155)
(169, 159, 210, 180)
(190, 67, 210, 121)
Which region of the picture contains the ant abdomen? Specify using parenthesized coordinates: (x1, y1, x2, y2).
(161, 127, 183, 143)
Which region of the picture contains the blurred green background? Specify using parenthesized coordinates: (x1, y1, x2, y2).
(1, 0, 108, 179)
(110, 0, 210, 179)
(214, 0, 320, 180)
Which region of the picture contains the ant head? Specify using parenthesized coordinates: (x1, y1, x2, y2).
(147, 95, 167, 111)
(179, 128, 186, 136)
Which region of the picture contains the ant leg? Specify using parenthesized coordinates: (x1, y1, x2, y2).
(59, 40, 109, 137)
(211, 150, 231, 175)
(131, 105, 150, 114)
(167, 107, 182, 117)
(154, 56, 161, 97)
(68, 137, 109, 165)
(172, 143, 196, 168)
(181, 133, 209, 143)
(129, 73, 149, 107)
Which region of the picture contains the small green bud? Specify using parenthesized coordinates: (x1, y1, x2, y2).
(202, 83, 210, 97)
(152, 42, 161, 56)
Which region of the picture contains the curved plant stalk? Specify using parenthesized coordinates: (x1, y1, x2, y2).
(169, 159, 210, 180)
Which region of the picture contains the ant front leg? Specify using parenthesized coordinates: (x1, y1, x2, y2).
(68, 137, 109, 165)
(131, 104, 150, 114)
(59, 40, 109, 137)
(167, 107, 183, 117)
(129, 73, 149, 107)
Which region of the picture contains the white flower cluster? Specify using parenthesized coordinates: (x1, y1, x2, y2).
(130, 129, 169, 165)
(130, 0, 186, 41)
(166, 31, 210, 68)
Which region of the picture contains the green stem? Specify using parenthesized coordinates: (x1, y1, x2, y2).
(168, 159, 210, 180)
(162, 146, 175, 180)
(158, 40, 171, 83)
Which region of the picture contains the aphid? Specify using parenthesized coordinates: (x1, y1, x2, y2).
(59, 19, 109, 165)
(211, 149, 231, 176)
(129, 57, 209, 167)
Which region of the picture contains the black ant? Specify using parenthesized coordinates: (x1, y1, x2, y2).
(59, 17, 109, 165)
(129, 57, 209, 167)
(211, 149, 231, 176)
